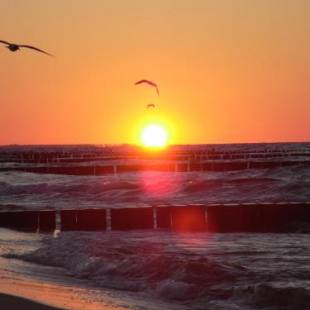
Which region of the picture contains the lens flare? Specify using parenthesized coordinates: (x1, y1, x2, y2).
(140, 124, 168, 148)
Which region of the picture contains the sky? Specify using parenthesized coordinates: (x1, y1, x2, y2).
(0, 0, 310, 145)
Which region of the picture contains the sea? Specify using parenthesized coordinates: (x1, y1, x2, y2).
(1, 142, 310, 310)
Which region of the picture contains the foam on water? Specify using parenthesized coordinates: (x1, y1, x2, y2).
(0, 163, 310, 210)
(1, 143, 310, 309)
(4, 231, 310, 309)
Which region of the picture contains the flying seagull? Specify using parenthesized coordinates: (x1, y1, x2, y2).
(0, 40, 53, 56)
(135, 79, 159, 96)
(146, 103, 155, 109)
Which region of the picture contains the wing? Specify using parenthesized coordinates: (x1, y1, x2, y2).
(135, 79, 159, 95)
(135, 79, 149, 85)
(19, 45, 53, 56)
(155, 86, 160, 96)
(0, 40, 10, 45)
(135, 79, 157, 86)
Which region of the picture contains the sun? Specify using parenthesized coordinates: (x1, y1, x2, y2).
(140, 124, 168, 148)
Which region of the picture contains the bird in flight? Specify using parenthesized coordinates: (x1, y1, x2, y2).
(146, 103, 155, 109)
(0, 40, 53, 56)
(135, 79, 159, 96)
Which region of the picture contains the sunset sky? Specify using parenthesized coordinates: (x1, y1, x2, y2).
(1, 0, 309, 145)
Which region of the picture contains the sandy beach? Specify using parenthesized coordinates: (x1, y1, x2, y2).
(0, 268, 123, 310)
(0, 228, 184, 310)
(0, 229, 128, 310)
(0, 271, 182, 310)
(0, 251, 155, 310)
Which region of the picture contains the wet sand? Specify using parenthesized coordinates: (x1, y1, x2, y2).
(0, 253, 176, 310)
(0, 276, 127, 310)
(0, 260, 126, 310)
(0, 228, 184, 310)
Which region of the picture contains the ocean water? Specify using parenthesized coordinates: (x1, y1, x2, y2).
(1, 142, 310, 310)
(3, 229, 310, 310)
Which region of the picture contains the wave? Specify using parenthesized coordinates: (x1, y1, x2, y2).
(5, 231, 242, 301)
(0, 180, 140, 195)
(234, 283, 310, 310)
(4, 231, 310, 309)
(1, 164, 310, 210)
(183, 178, 278, 193)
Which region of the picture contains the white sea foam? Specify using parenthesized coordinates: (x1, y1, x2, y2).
(0, 163, 310, 210)
(4, 231, 310, 309)
(1, 143, 310, 309)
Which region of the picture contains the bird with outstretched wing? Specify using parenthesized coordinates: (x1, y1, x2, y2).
(0, 40, 53, 56)
(135, 79, 159, 96)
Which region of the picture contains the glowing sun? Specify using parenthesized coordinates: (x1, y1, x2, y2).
(140, 124, 168, 148)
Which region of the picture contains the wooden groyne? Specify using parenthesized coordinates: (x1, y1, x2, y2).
(1, 160, 310, 175)
(1, 147, 310, 175)
(1, 202, 310, 233)
(1, 148, 310, 164)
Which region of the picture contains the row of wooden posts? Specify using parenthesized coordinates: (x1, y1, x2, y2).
(1, 202, 310, 233)
(1, 160, 310, 176)
(1, 148, 310, 164)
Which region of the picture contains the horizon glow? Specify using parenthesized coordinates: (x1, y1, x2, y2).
(0, 0, 309, 145)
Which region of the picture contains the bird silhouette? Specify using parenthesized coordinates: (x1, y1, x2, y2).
(135, 79, 159, 96)
(146, 103, 155, 109)
(0, 40, 53, 56)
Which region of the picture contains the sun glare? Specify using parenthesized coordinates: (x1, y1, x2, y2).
(141, 124, 168, 148)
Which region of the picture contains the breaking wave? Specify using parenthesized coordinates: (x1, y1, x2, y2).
(5, 231, 310, 309)
(1, 164, 310, 210)
(6, 231, 241, 301)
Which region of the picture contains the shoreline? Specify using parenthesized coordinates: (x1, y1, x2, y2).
(0, 228, 186, 310)
(0, 249, 180, 310)
(0, 258, 125, 310)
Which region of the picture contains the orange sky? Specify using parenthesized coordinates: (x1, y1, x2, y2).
(0, 0, 310, 145)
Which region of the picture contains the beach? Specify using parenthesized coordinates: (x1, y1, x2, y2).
(0, 234, 118, 310)
(0, 229, 185, 310)
(2, 228, 310, 309)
